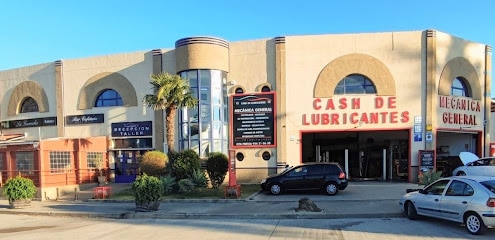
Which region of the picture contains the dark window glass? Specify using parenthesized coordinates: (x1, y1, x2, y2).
(235, 88, 244, 94)
(310, 165, 324, 175)
(236, 152, 244, 161)
(445, 180, 472, 196)
(335, 74, 376, 95)
(325, 165, 340, 174)
(451, 77, 470, 97)
(113, 138, 152, 149)
(481, 180, 495, 194)
(20, 97, 39, 113)
(95, 89, 123, 107)
(424, 179, 449, 195)
(262, 151, 271, 160)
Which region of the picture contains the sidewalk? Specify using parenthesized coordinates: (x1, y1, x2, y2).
(0, 181, 420, 220)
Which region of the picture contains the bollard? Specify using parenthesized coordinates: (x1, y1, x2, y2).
(56, 188, 59, 201)
(74, 188, 78, 201)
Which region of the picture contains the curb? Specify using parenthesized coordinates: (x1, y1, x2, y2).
(0, 209, 404, 220)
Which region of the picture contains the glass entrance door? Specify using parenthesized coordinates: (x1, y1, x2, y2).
(114, 150, 142, 183)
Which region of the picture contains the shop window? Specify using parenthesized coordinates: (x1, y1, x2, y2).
(49, 151, 71, 174)
(95, 89, 123, 107)
(334, 74, 376, 95)
(20, 97, 39, 113)
(112, 138, 152, 149)
(87, 152, 104, 171)
(179, 69, 228, 158)
(15, 152, 35, 174)
(451, 77, 470, 97)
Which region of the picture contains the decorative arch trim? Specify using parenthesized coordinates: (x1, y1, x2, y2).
(8, 81, 49, 116)
(438, 57, 481, 100)
(228, 85, 247, 94)
(314, 53, 396, 97)
(78, 72, 138, 110)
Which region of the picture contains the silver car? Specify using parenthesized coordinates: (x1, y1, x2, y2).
(399, 176, 495, 235)
(453, 152, 495, 176)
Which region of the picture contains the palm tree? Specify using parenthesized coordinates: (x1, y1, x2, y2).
(143, 72, 198, 152)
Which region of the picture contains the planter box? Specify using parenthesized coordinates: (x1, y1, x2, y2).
(135, 200, 161, 212)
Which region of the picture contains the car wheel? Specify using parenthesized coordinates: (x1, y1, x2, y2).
(465, 212, 486, 235)
(325, 182, 338, 196)
(405, 201, 418, 220)
(270, 183, 282, 195)
(457, 171, 466, 176)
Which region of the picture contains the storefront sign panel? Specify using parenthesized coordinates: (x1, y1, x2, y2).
(419, 150, 436, 172)
(111, 121, 152, 137)
(230, 92, 276, 148)
(1, 117, 57, 129)
(66, 114, 104, 125)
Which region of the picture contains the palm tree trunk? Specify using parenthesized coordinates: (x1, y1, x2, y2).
(165, 105, 177, 152)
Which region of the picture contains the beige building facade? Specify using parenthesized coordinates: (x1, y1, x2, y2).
(0, 30, 492, 195)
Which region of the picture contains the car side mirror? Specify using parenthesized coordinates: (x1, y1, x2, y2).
(418, 189, 425, 194)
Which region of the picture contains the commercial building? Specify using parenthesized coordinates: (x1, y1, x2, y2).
(0, 29, 492, 199)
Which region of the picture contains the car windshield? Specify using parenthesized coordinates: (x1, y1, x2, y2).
(281, 166, 294, 174)
(480, 180, 495, 194)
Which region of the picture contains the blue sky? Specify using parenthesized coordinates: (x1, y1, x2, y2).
(1, 1, 494, 91)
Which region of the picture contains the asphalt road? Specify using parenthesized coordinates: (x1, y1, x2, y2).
(1, 214, 494, 239)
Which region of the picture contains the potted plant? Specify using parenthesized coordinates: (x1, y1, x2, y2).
(131, 173, 163, 212)
(407, 169, 443, 193)
(2, 175, 37, 208)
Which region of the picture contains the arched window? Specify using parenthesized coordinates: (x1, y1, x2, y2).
(261, 86, 271, 92)
(334, 74, 376, 95)
(451, 77, 470, 97)
(20, 97, 39, 113)
(95, 89, 123, 107)
(235, 87, 244, 94)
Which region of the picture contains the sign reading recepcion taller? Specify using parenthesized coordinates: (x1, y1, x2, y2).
(230, 92, 276, 148)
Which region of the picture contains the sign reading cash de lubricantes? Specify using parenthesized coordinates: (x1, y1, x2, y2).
(230, 92, 276, 148)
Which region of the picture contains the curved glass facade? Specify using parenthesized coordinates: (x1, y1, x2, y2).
(179, 69, 228, 157)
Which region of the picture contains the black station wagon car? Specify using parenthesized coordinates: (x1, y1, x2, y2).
(260, 162, 348, 196)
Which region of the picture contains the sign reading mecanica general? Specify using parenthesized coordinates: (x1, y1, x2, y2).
(438, 96, 481, 126)
(230, 92, 276, 148)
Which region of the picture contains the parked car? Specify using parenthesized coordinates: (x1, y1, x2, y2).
(399, 176, 495, 235)
(260, 162, 348, 196)
(452, 152, 495, 176)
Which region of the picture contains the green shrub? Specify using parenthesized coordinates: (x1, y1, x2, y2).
(206, 152, 229, 189)
(177, 178, 195, 193)
(160, 174, 176, 194)
(419, 170, 443, 186)
(139, 150, 168, 177)
(171, 149, 201, 181)
(3, 175, 37, 201)
(190, 169, 208, 189)
(131, 173, 163, 205)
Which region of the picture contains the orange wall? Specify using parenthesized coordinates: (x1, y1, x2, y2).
(39, 136, 108, 187)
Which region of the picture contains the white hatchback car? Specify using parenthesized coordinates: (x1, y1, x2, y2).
(453, 152, 495, 176)
(400, 176, 495, 235)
